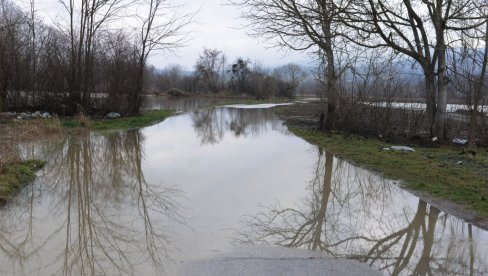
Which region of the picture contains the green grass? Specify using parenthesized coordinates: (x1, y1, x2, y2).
(289, 127, 488, 216)
(61, 109, 174, 131)
(0, 160, 46, 202)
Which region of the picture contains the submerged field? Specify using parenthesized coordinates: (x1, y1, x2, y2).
(0, 97, 487, 275)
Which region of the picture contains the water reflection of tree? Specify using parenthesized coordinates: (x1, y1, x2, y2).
(240, 147, 488, 275)
(191, 107, 287, 144)
(0, 130, 183, 275)
(145, 96, 218, 112)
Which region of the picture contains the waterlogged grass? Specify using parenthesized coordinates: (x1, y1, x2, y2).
(0, 160, 46, 202)
(289, 127, 488, 215)
(61, 109, 174, 131)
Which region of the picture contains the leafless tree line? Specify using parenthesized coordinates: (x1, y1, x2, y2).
(151, 48, 311, 98)
(231, 0, 488, 146)
(0, 0, 191, 116)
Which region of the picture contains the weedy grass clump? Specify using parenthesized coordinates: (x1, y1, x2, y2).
(0, 160, 46, 203)
(76, 113, 91, 128)
(0, 117, 64, 142)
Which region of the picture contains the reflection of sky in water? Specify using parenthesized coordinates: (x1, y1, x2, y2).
(0, 102, 487, 275)
(143, 109, 314, 263)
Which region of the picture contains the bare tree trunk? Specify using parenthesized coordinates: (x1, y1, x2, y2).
(67, 0, 81, 107)
(0, 92, 6, 112)
(323, 20, 337, 131)
(29, 0, 36, 94)
(467, 22, 488, 153)
(0, 66, 9, 112)
(435, 30, 448, 139)
(424, 71, 437, 137)
(127, 53, 146, 116)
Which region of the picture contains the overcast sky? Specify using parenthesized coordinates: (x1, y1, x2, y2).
(34, 0, 311, 70)
(153, 0, 311, 70)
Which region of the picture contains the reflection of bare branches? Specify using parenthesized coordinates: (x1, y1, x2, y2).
(240, 147, 488, 275)
(192, 107, 288, 145)
(0, 171, 65, 274)
(192, 108, 226, 144)
(144, 96, 219, 112)
(0, 130, 185, 275)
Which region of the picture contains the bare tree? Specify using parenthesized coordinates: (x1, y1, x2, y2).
(165, 64, 184, 89)
(127, 0, 192, 115)
(350, 0, 487, 138)
(0, 0, 26, 112)
(273, 63, 307, 97)
(449, 18, 488, 153)
(230, 0, 354, 130)
(56, 0, 130, 112)
(194, 48, 226, 93)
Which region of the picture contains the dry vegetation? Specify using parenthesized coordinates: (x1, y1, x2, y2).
(278, 101, 488, 146)
(0, 117, 64, 201)
(0, 117, 64, 170)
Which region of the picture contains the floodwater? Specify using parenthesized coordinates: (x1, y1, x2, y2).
(367, 101, 488, 113)
(1, 97, 487, 275)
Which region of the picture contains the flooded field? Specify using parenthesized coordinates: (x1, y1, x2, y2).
(1, 97, 487, 275)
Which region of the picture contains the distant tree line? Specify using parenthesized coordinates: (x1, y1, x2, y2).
(0, 0, 191, 115)
(149, 47, 311, 99)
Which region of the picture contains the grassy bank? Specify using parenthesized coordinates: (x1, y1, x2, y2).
(0, 160, 46, 202)
(288, 127, 488, 216)
(61, 109, 174, 131)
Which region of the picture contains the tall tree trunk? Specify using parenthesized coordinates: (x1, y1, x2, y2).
(0, 75, 8, 112)
(435, 32, 448, 139)
(127, 57, 145, 116)
(432, 3, 449, 140)
(0, 92, 6, 112)
(323, 21, 337, 131)
(424, 70, 437, 137)
(467, 21, 488, 153)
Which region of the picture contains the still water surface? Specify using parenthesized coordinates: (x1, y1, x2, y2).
(1, 97, 487, 275)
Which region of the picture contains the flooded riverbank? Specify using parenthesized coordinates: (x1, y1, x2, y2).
(1, 97, 487, 275)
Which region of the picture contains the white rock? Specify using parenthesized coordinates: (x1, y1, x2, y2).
(452, 138, 468, 145)
(390, 146, 415, 152)
(105, 112, 121, 119)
